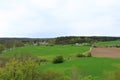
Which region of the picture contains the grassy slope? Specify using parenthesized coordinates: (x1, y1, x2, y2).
(2, 45, 90, 59)
(39, 57, 120, 79)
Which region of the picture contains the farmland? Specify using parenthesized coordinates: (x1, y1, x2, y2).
(93, 40, 120, 47)
(1, 45, 90, 60)
(1, 44, 120, 80)
(91, 47, 120, 58)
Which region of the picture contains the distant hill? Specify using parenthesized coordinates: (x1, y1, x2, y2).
(55, 36, 120, 44)
(0, 38, 51, 41)
(0, 36, 120, 45)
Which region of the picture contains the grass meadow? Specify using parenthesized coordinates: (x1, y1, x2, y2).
(1, 45, 120, 79)
(39, 57, 120, 79)
(2, 45, 90, 60)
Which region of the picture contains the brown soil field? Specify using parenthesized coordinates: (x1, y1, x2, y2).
(91, 47, 120, 58)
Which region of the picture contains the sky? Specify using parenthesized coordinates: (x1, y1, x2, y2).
(0, 0, 120, 38)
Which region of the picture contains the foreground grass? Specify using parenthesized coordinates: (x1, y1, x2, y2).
(39, 57, 120, 80)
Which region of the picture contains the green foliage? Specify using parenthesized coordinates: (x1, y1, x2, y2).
(76, 51, 91, 58)
(0, 57, 39, 80)
(93, 40, 120, 47)
(1, 40, 24, 51)
(55, 36, 120, 44)
(37, 57, 47, 62)
(55, 36, 81, 44)
(53, 55, 64, 64)
(1, 44, 120, 80)
(14, 40, 24, 47)
(0, 56, 10, 67)
(4, 40, 15, 49)
(76, 54, 85, 57)
(0, 56, 71, 80)
(86, 52, 92, 57)
(48, 38, 56, 44)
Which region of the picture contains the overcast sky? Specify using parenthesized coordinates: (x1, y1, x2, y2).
(0, 0, 120, 38)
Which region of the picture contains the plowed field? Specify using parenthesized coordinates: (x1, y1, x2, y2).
(91, 47, 120, 58)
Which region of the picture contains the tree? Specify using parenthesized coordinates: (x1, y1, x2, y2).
(48, 39, 56, 44)
(0, 44, 5, 54)
(14, 40, 24, 48)
(53, 55, 64, 64)
(0, 57, 39, 80)
(4, 40, 15, 49)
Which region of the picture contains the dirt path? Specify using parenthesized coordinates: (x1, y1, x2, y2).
(91, 47, 120, 58)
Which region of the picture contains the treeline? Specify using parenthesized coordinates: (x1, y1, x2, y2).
(0, 36, 120, 47)
(0, 40, 25, 54)
(0, 38, 53, 53)
(55, 36, 120, 44)
(0, 38, 52, 41)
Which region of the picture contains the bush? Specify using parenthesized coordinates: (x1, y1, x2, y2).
(76, 54, 85, 57)
(53, 55, 64, 64)
(0, 57, 39, 80)
(0, 56, 70, 80)
(39, 58, 47, 62)
(115, 45, 120, 48)
(86, 52, 92, 57)
(92, 45, 97, 48)
(0, 44, 5, 54)
(36, 57, 47, 65)
(0, 57, 10, 67)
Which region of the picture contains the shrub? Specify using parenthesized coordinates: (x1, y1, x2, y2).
(76, 54, 85, 57)
(0, 57, 10, 67)
(92, 45, 98, 48)
(0, 44, 5, 54)
(0, 56, 69, 80)
(86, 52, 92, 57)
(116, 45, 120, 48)
(0, 57, 39, 80)
(36, 57, 47, 65)
(53, 55, 64, 64)
(39, 57, 47, 62)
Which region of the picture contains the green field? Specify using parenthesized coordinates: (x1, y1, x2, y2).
(2, 45, 90, 60)
(93, 40, 120, 47)
(1, 45, 120, 79)
(39, 58, 120, 79)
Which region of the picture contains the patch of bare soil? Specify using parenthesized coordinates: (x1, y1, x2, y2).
(91, 47, 120, 58)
